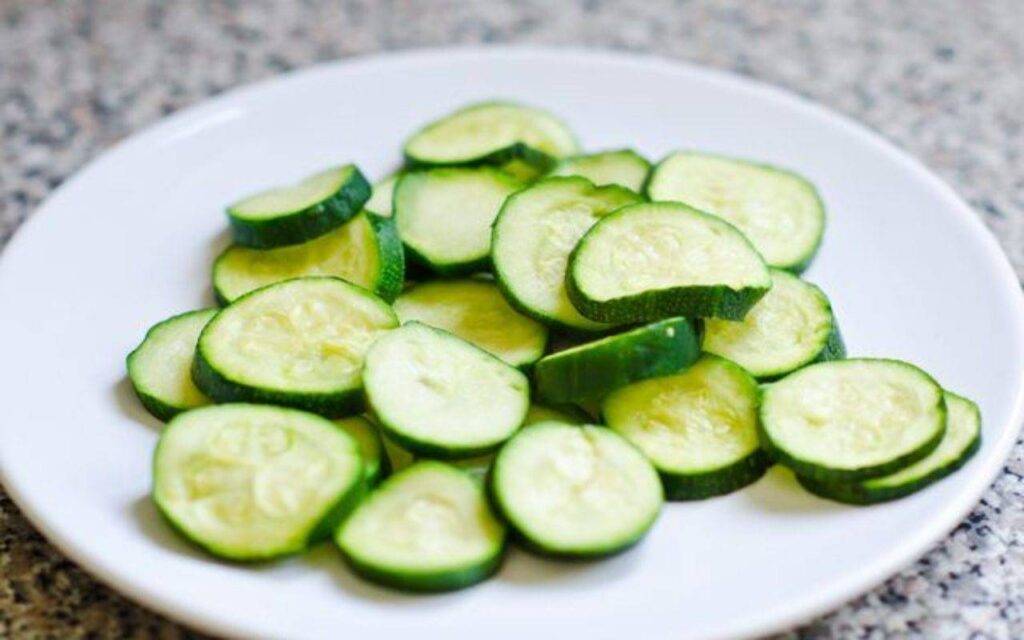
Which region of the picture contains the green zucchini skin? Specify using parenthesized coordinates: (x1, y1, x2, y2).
(364, 211, 406, 302)
(660, 450, 771, 501)
(134, 385, 190, 423)
(228, 166, 372, 249)
(534, 318, 700, 403)
(339, 546, 505, 593)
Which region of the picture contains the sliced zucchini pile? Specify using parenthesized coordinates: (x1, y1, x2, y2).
(130, 99, 981, 588)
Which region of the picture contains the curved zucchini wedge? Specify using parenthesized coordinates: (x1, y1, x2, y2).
(363, 322, 530, 458)
(603, 355, 769, 500)
(492, 176, 642, 332)
(394, 167, 523, 275)
(549, 149, 651, 192)
(760, 359, 947, 482)
(393, 278, 548, 368)
(567, 202, 772, 323)
(365, 173, 400, 217)
(646, 151, 825, 272)
(534, 317, 700, 403)
(193, 277, 398, 417)
(127, 309, 217, 421)
(213, 211, 404, 304)
(227, 165, 371, 249)
(335, 416, 388, 486)
(336, 461, 506, 591)
(702, 270, 844, 380)
(153, 404, 365, 561)
(798, 391, 981, 504)
(403, 102, 578, 173)
(491, 422, 662, 558)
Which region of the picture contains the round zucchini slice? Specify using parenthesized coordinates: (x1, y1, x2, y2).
(646, 151, 825, 272)
(491, 422, 662, 558)
(152, 404, 365, 561)
(534, 317, 700, 403)
(127, 309, 217, 421)
(365, 173, 400, 217)
(213, 212, 404, 304)
(567, 202, 772, 323)
(335, 416, 388, 486)
(492, 176, 642, 332)
(702, 270, 844, 380)
(336, 461, 506, 591)
(602, 355, 769, 500)
(363, 322, 530, 458)
(760, 359, 947, 482)
(193, 277, 398, 417)
(227, 164, 371, 249)
(393, 279, 548, 368)
(549, 149, 651, 193)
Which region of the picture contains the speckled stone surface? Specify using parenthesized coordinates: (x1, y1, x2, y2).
(1, 1, 1022, 638)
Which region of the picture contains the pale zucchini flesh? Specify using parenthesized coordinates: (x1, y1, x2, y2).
(365, 173, 400, 216)
(549, 149, 651, 193)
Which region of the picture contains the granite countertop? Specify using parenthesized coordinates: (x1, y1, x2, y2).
(1, 1, 1022, 637)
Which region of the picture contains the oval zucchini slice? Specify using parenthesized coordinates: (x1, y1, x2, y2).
(646, 152, 825, 272)
(227, 164, 371, 249)
(492, 176, 642, 332)
(760, 359, 947, 482)
(394, 167, 523, 275)
(393, 279, 548, 368)
(363, 322, 530, 458)
(193, 277, 398, 417)
(491, 422, 663, 558)
(798, 391, 981, 504)
(549, 149, 651, 192)
(152, 404, 365, 561)
(702, 270, 845, 380)
(213, 212, 404, 304)
(403, 102, 578, 172)
(335, 461, 506, 591)
(335, 416, 388, 486)
(534, 317, 700, 403)
(603, 355, 769, 500)
(365, 173, 400, 217)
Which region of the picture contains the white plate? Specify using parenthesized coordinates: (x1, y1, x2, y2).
(0, 48, 1021, 640)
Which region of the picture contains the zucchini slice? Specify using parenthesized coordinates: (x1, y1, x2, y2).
(702, 270, 844, 380)
(524, 403, 589, 425)
(127, 309, 217, 421)
(602, 355, 769, 500)
(335, 416, 388, 486)
(363, 322, 530, 458)
(567, 202, 772, 322)
(227, 165, 371, 249)
(798, 391, 981, 504)
(403, 102, 578, 173)
(194, 277, 398, 417)
(549, 149, 651, 192)
(491, 422, 663, 558)
(336, 461, 506, 591)
(152, 404, 364, 561)
(646, 152, 825, 272)
(760, 359, 947, 482)
(491, 176, 642, 332)
(534, 317, 700, 403)
(393, 279, 548, 368)
(381, 433, 416, 475)
(365, 173, 400, 217)
(394, 168, 523, 275)
(213, 212, 404, 304)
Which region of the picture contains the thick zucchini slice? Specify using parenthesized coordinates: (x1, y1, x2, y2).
(492, 177, 642, 331)
(365, 173, 400, 217)
(491, 422, 662, 558)
(213, 212, 404, 304)
(702, 270, 844, 380)
(194, 277, 398, 417)
(646, 152, 825, 272)
(394, 168, 523, 275)
(335, 461, 506, 591)
(534, 317, 700, 403)
(127, 309, 217, 421)
(152, 404, 364, 561)
(602, 355, 769, 500)
(550, 149, 651, 192)
(567, 202, 772, 322)
(227, 165, 371, 249)
(393, 279, 548, 368)
(335, 416, 388, 486)
(799, 391, 981, 504)
(403, 102, 578, 173)
(760, 359, 947, 482)
(363, 322, 530, 458)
